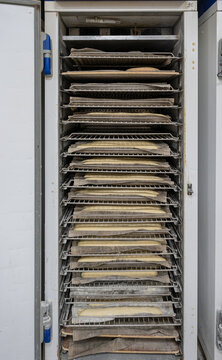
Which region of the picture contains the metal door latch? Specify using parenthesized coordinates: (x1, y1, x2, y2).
(216, 310, 222, 350)
(187, 183, 193, 196)
(41, 33, 52, 76)
(41, 301, 52, 344)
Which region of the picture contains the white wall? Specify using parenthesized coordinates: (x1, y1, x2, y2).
(0, 4, 35, 359)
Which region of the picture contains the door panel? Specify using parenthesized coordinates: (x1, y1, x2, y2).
(0, 3, 41, 360)
(198, 9, 222, 360)
(215, 10, 222, 360)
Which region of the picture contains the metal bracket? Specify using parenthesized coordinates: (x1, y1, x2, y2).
(187, 183, 193, 196)
(218, 39, 222, 78)
(60, 265, 68, 276)
(61, 250, 69, 260)
(217, 310, 222, 350)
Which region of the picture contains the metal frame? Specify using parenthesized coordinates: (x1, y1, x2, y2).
(45, 1, 197, 13)
(44, 4, 198, 360)
(44, 11, 60, 360)
(182, 11, 198, 360)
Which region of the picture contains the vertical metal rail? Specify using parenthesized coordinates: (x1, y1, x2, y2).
(183, 11, 198, 360)
(44, 12, 60, 360)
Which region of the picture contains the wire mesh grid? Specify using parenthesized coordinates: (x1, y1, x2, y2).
(61, 196, 179, 207)
(60, 304, 182, 327)
(61, 167, 180, 175)
(60, 132, 179, 141)
(61, 178, 180, 192)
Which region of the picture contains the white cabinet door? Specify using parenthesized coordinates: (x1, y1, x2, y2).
(199, 7, 222, 360)
(0, 2, 42, 360)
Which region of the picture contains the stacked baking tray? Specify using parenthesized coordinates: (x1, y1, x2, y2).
(60, 48, 182, 360)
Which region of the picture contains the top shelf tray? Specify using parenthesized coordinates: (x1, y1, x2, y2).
(62, 35, 179, 52)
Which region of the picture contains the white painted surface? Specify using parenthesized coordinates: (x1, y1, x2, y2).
(0, 4, 35, 360)
(198, 8, 222, 360)
(45, 0, 197, 13)
(45, 11, 59, 360)
(183, 11, 198, 360)
(215, 12, 222, 360)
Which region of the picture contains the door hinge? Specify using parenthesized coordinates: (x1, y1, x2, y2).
(217, 311, 222, 350)
(187, 183, 193, 196)
(41, 301, 52, 344)
(41, 33, 52, 76)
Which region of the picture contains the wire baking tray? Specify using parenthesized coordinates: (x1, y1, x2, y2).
(63, 97, 179, 109)
(62, 103, 179, 109)
(60, 304, 182, 328)
(62, 51, 181, 67)
(67, 290, 176, 301)
(68, 158, 174, 171)
(61, 196, 179, 207)
(61, 70, 180, 82)
(60, 236, 178, 249)
(66, 295, 181, 307)
(60, 133, 179, 142)
(61, 237, 179, 253)
(62, 82, 180, 96)
(60, 324, 181, 344)
(62, 283, 181, 300)
(64, 172, 176, 187)
(61, 262, 180, 275)
(62, 118, 181, 126)
(65, 188, 167, 203)
(70, 254, 172, 272)
(60, 224, 179, 243)
(62, 90, 180, 102)
(60, 240, 180, 260)
(61, 166, 180, 175)
(64, 248, 178, 261)
(60, 266, 182, 288)
(62, 152, 180, 159)
(60, 271, 181, 294)
(61, 110, 177, 125)
(60, 208, 180, 227)
(64, 217, 179, 224)
(61, 178, 180, 192)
